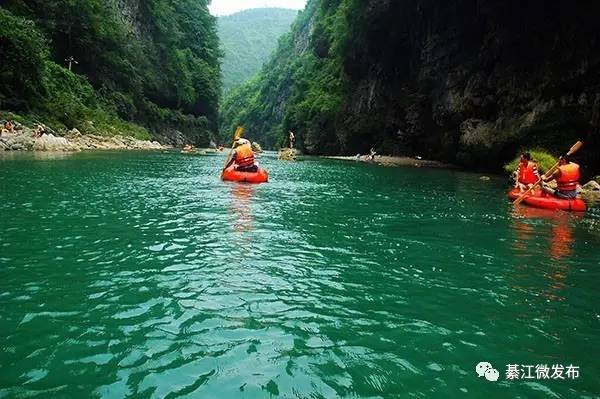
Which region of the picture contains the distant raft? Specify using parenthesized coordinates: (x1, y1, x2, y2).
(507, 188, 587, 212)
(222, 165, 269, 184)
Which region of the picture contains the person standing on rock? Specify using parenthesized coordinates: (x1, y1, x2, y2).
(364, 148, 376, 162)
(289, 131, 295, 149)
(515, 152, 540, 192)
(541, 156, 581, 199)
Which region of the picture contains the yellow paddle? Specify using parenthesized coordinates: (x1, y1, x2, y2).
(513, 141, 583, 206)
(221, 126, 245, 180)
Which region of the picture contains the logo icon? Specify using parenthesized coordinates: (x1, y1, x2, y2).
(476, 362, 499, 382)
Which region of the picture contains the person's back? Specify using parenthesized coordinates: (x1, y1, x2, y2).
(541, 157, 581, 199)
(233, 140, 257, 172)
(555, 161, 580, 197)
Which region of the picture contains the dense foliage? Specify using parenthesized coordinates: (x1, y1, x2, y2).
(219, 8, 297, 93)
(219, 0, 349, 150)
(0, 0, 221, 143)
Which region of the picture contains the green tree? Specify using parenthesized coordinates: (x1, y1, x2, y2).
(0, 8, 48, 109)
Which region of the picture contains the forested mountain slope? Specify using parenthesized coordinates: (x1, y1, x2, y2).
(219, 8, 297, 93)
(0, 0, 221, 145)
(221, 0, 600, 172)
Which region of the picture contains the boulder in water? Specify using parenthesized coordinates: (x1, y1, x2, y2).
(582, 180, 600, 192)
(252, 142, 263, 152)
(278, 148, 297, 161)
(581, 180, 600, 205)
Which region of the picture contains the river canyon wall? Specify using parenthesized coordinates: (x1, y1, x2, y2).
(222, 0, 600, 173)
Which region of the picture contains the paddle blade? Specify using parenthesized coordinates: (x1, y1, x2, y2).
(234, 126, 245, 141)
(567, 141, 583, 156)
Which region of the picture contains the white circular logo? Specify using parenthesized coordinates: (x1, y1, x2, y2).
(476, 362, 499, 382)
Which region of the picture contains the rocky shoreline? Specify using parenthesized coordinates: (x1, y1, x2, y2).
(0, 123, 166, 152)
(326, 155, 454, 168)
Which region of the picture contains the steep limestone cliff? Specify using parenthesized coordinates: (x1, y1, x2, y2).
(340, 0, 600, 170)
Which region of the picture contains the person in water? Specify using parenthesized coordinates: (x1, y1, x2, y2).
(515, 152, 540, 192)
(225, 138, 258, 172)
(541, 156, 581, 199)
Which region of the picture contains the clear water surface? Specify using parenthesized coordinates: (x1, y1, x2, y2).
(1, 151, 599, 398)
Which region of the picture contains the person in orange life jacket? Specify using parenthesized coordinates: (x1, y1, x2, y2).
(540, 156, 581, 200)
(225, 138, 258, 173)
(515, 152, 540, 192)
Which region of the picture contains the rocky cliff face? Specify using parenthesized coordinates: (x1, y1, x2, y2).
(340, 0, 600, 171)
(113, 0, 151, 40)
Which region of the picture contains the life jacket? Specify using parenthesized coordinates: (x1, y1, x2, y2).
(235, 143, 255, 168)
(556, 163, 580, 191)
(518, 161, 539, 184)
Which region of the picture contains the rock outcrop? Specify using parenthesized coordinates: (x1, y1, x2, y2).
(32, 134, 78, 151)
(581, 180, 600, 204)
(251, 142, 263, 153)
(0, 125, 165, 152)
(582, 180, 600, 192)
(278, 148, 297, 161)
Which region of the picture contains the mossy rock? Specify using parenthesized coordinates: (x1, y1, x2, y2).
(251, 142, 262, 152)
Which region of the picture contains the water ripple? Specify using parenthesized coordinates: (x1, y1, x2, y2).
(1, 152, 599, 398)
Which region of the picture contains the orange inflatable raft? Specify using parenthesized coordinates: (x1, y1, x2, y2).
(507, 188, 586, 212)
(222, 165, 269, 183)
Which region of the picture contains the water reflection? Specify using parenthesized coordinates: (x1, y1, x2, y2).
(229, 184, 255, 234)
(510, 206, 584, 302)
(510, 206, 582, 260)
(0, 151, 76, 161)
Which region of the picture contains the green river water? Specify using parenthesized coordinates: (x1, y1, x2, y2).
(0, 151, 599, 398)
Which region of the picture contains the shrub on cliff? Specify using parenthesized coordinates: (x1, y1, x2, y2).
(504, 150, 558, 175)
